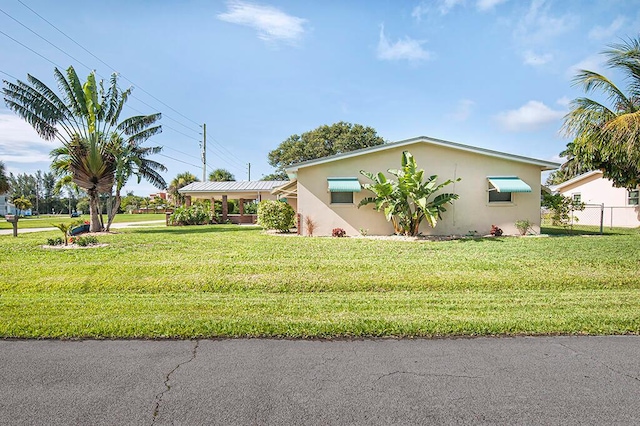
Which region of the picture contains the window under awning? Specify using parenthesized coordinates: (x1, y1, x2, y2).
(327, 177, 361, 192)
(487, 176, 532, 193)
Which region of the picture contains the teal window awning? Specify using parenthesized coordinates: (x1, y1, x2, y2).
(327, 177, 361, 192)
(487, 176, 532, 193)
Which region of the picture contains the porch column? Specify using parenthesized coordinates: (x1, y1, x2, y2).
(239, 198, 245, 216)
(185, 196, 192, 207)
(222, 195, 228, 222)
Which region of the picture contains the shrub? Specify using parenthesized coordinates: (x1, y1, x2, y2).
(515, 219, 533, 236)
(305, 216, 316, 236)
(542, 193, 585, 228)
(490, 225, 503, 236)
(76, 236, 99, 246)
(46, 237, 64, 246)
(257, 200, 295, 232)
(332, 228, 346, 237)
(169, 205, 215, 226)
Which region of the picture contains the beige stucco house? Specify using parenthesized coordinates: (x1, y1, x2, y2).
(551, 170, 640, 228)
(273, 136, 559, 236)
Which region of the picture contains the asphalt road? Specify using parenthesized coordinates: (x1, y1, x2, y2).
(0, 336, 639, 425)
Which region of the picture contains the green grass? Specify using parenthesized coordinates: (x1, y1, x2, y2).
(1, 225, 639, 338)
(0, 213, 166, 230)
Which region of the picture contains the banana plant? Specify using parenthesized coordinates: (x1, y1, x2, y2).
(359, 151, 460, 236)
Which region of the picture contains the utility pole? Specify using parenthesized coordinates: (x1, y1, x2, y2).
(201, 123, 207, 182)
(247, 163, 251, 181)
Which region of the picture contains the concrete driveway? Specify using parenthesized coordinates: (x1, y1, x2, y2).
(1, 336, 639, 425)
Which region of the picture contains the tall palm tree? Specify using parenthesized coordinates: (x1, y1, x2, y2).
(3, 66, 162, 231)
(562, 36, 640, 189)
(0, 161, 9, 194)
(168, 172, 199, 206)
(208, 168, 235, 182)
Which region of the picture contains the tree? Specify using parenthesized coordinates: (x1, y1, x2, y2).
(359, 151, 460, 236)
(3, 66, 163, 231)
(209, 168, 235, 182)
(561, 36, 640, 189)
(168, 172, 199, 205)
(12, 196, 32, 216)
(267, 122, 385, 177)
(0, 161, 9, 194)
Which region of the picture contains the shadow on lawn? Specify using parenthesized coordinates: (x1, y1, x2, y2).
(130, 225, 260, 236)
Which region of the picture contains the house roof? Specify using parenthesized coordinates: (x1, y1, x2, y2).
(285, 136, 561, 174)
(179, 180, 289, 193)
(549, 170, 602, 192)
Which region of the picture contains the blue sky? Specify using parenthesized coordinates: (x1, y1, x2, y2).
(1, 0, 638, 195)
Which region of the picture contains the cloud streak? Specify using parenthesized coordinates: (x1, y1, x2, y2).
(217, 0, 307, 45)
(377, 25, 432, 62)
(494, 100, 565, 132)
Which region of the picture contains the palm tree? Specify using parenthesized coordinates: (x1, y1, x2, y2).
(562, 36, 640, 189)
(209, 168, 235, 182)
(0, 161, 9, 194)
(3, 66, 162, 231)
(168, 172, 199, 206)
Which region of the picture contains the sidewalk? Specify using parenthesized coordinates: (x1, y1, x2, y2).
(0, 220, 166, 236)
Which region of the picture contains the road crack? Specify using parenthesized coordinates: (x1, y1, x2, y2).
(375, 370, 483, 382)
(558, 342, 640, 384)
(152, 340, 200, 424)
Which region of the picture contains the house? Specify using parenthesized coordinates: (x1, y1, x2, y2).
(0, 193, 8, 216)
(550, 170, 640, 228)
(273, 136, 559, 236)
(178, 180, 290, 223)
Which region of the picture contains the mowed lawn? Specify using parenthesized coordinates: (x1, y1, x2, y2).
(0, 225, 639, 338)
(0, 213, 166, 230)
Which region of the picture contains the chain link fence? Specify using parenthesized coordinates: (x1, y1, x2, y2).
(541, 203, 640, 234)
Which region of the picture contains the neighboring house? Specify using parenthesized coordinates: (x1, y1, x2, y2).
(178, 180, 291, 223)
(273, 136, 559, 236)
(550, 170, 640, 228)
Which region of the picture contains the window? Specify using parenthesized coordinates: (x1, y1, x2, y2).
(572, 193, 581, 203)
(331, 192, 353, 204)
(488, 190, 512, 203)
(629, 190, 639, 206)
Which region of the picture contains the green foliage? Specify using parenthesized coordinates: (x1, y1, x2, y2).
(542, 193, 585, 227)
(359, 151, 460, 236)
(515, 219, 534, 236)
(561, 37, 640, 189)
(0, 161, 9, 194)
(169, 205, 215, 226)
(12, 196, 32, 214)
(257, 200, 295, 232)
(267, 121, 385, 177)
(208, 168, 235, 182)
(243, 201, 258, 215)
(168, 172, 199, 205)
(76, 235, 99, 246)
(46, 237, 64, 246)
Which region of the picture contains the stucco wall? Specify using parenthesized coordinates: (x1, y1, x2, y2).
(557, 172, 640, 227)
(296, 142, 544, 236)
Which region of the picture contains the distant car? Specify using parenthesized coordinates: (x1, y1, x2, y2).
(70, 212, 80, 217)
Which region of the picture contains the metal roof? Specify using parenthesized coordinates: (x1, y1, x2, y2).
(285, 136, 561, 172)
(549, 170, 602, 192)
(179, 181, 289, 193)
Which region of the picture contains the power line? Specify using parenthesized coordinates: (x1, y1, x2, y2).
(158, 153, 201, 169)
(0, 69, 18, 80)
(16, 0, 203, 129)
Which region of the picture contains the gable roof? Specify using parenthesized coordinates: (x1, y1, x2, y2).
(549, 170, 603, 192)
(179, 180, 288, 193)
(285, 135, 560, 173)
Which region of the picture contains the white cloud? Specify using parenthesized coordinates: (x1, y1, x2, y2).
(447, 99, 475, 122)
(566, 55, 604, 79)
(0, 112, 60, 169)
(494, 100, 565, 132)
(477, 0, 508, 12)
(377, 25, 433, 62)
(217, 0, 307, 45)
(515, 0, 577, 45)
(589, 16, 625, 40)
(523, 50, 552, 66)
(556, 96, 571, 107)
(412, 0, 464, 19)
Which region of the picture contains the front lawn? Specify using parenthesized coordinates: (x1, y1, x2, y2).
(1, 225, 639, 338)
(0, 213, 166, 230)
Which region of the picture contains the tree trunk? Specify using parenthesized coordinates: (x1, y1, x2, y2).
(88, 190, 102, 232)
(105, 192, 121, 232)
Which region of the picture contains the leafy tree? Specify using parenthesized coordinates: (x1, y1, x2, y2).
(12, 196, 32, 216)
(3, 66, 163, 231)
(209, 168, 235, 182)
(168, 172, 199, 205)
(359, 151, 460, 236)
(0, 161, 9, 194)
(121, 193, 145, 213)
(542, 193, 585, 228)
(561, 36, 640, 189)
(267, 122, 385, 177)
(262, 172, 289, 181)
